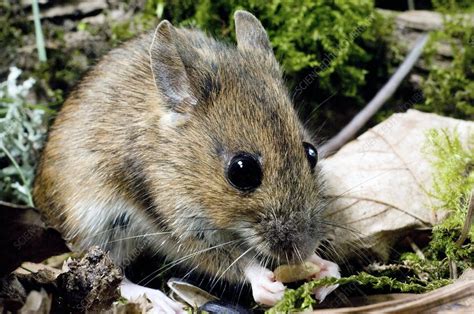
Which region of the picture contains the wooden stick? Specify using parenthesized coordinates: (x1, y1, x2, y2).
(319, 33, 429, 158)
(313, 278, 474, 313)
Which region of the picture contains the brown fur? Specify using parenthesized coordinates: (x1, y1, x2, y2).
(33, 12, 327, 284)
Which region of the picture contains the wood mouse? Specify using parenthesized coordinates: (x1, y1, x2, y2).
(33, 10, 340, 312)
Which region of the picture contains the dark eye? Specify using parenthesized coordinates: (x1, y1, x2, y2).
(303, 142, 318, 169)
(226, 153, 262, 191)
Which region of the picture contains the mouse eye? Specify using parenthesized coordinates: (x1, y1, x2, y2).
(303, 142, 318, 169)
(226, 153, 262, 191)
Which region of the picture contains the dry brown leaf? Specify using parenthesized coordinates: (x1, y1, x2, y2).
(14, 262, 63, 277)
(0, 201, 69, 276)
(322, 110, 473, 260)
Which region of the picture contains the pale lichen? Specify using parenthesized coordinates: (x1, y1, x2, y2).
(0, 67, 49, 205)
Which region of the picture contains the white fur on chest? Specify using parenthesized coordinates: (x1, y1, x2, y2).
(65, 194, 161, 265)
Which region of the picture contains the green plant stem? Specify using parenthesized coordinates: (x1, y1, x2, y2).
(31, 0, 47, 62)
(0, 144, 34, 206)
(301, 272, 451, 294)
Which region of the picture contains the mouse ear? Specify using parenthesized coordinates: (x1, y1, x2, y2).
(149, 20, 198, 115)
(234, 10, 272, 53)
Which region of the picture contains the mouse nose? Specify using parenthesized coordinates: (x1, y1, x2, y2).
(262, 216, 314, 262)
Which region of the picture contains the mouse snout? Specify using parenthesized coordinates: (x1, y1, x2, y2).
(259, 213, 316, 263)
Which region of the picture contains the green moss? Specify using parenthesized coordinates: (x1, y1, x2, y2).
(417, 4, 474, 120)
(422, 129, 474, 264)
(0, 3, 27, 79)
(109, 1, 164, 44)
(431, 0, 474, 12)
(397, 128, 473, 293)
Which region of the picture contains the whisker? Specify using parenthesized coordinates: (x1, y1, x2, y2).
(319, 219, 364, 235)
(106, 231, 172, 243)
(293, 244, 305, 265)
(211, 247, 253, 289)
(314, 168, 400, 219)
(237, 251, 259, 303)
(139, 239, 242, 286)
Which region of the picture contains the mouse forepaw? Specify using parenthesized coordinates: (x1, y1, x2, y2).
(308, 253, 340, 302)
(120, 278, 186, 313)
(244, 264, 286, 306)
(251, 276, 286, 306)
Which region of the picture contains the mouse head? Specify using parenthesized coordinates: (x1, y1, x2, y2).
(148, 11, 327, 264)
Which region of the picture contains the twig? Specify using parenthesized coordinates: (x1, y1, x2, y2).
(312, 279, 474, 313)
(448, 258, 458, 280)
(20, 265, 34, 273)
(319, 33, 430, 158)
(407, 236, 425, 260)
(455, 190, 474, 247)
(31, 0, 47, 62)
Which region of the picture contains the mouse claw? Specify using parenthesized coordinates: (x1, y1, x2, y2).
(307, 253, 340, 302)
(244, 264, 286, 306)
